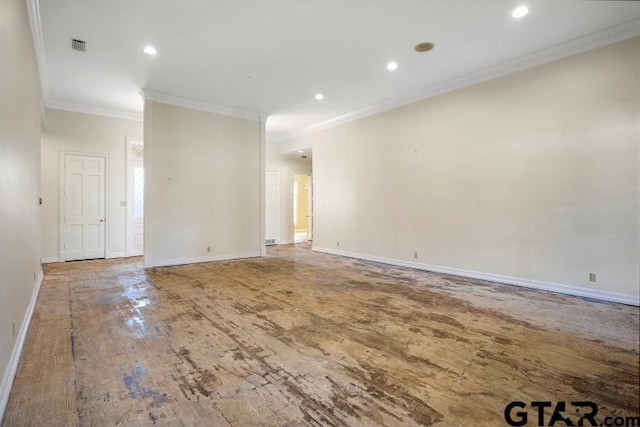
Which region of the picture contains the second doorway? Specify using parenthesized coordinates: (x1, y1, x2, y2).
(293, 172, 312, 243)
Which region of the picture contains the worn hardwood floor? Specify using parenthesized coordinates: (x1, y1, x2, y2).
(3, 244, 639, 426)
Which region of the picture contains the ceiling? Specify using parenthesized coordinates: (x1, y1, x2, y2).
(36, 0, 640, 139)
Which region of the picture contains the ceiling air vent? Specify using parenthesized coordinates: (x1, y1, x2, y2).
(69, 38, 86, 52)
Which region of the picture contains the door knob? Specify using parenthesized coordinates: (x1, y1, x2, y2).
(99, 219, 105, 223)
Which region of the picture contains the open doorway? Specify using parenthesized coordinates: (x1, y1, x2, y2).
(293, 173, 312, 243)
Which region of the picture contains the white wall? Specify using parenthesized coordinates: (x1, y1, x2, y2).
(265, 145, 312, 244)
(144, 101, 263, 267)
(0, 0, 43, 415)
(282, 37, 640, 304)
(40, 108, 143, 261)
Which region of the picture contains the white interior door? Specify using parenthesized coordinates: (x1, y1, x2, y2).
(265, 170, 280, 245)
(126, 138, 144, 256)
(64, 154, 106, 261)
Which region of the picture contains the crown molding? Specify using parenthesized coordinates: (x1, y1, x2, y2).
(273, 18, 640, 142)
(25, 0, 48, 101)
(142, 89, 262, 121)
(25, 1, 143, 123)
(46, 100, 143, 122)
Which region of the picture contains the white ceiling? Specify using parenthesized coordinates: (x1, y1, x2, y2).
(37, 0, 640, 139)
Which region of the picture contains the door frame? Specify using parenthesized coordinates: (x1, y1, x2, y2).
(306, 175, 313, 242)
(125, 136, 144, 257)
(59, 151, 109, 262)
(292, 171, 312, 243)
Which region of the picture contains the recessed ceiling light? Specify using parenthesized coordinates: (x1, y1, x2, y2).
(386, 62, 398, 71)
(414, 42, 435, 53)
(512, 6, 529, 18)
(297, 150, 304, 154)
(143, 46, 157, 55)
(315, 93, 324, 101)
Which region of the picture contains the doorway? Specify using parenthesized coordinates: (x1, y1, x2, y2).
(126, 137, 144, 256)
(293, 173, 312, 243)
(60, 152, 107, 261)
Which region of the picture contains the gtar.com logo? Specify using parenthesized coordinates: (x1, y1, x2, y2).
(504, 401, 640, 427)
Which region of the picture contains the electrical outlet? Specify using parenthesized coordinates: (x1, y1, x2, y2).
(414, 252, 418, 259)
(33, 272, 36, 280)
(12, 321, 16, 338)
(336, 241, 340, 247)
(589, 273, 597, 283)
(207, 246, 211, 253)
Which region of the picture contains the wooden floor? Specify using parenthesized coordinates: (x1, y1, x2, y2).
(3, 244, 639, 426)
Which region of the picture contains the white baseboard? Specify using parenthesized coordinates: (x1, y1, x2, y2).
(106, 251, 127, 259)
(0, 270, 44, 420)
(152, 251, 262, 268)
(277, 241, 294, 245)
(313, 247, 640, 306)
(40, 257, 60, 264)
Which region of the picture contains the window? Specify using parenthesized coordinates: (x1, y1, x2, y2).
(133, 166, 144, 218)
